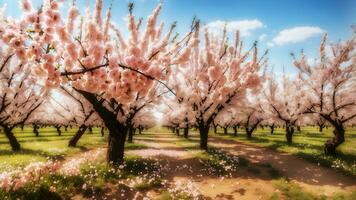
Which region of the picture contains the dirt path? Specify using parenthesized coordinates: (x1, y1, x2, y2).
(130, 131, 280, 200)
(207, 135, 356, 195)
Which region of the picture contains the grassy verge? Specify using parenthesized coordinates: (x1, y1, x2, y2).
(0, 127, 148, 172)
(270, 178, 356, 200)
(214, 126, 356, 176)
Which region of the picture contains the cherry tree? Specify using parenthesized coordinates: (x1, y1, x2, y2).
(293, 33, 356, 154)
(169, 26, 267, 150)
(263, 71, 307, 144)
(240, 99, 264, 139)
(4, 0, 195, 165)
(0, 12, 45, 151)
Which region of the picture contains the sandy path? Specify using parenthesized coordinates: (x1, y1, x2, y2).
(131, 131, 278, 200)
(208, 135, 356, 195)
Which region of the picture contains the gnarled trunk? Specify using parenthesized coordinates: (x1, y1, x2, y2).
(77, 89, 128, 165)
(68, 125, 87, 147)
(3, 126, 20, 151)
(107, 123, 127, 165)
(183, 127, 189, 138)
(198, 124, 209, 150)
(286, 125, 294, 144)
(175, 127, 180, 136)
(324, 125, 345, 155)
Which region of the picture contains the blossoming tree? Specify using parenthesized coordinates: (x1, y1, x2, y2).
(0, 11, 45, 151)
(293, 33, 356, 154)
(169, 25, 267, 149)
(263, 70, 307, 144)
(6, 0, 194, 165)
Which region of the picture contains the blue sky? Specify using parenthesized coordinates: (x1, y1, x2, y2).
(1, 0, 355, 74)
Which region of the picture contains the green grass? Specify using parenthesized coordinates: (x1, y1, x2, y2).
(271, 178, 356, 200)
(214, 126, 356, 176)
(0, 127, 148, 172)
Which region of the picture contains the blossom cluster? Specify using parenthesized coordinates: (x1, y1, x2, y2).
(0, 160, 60, 191)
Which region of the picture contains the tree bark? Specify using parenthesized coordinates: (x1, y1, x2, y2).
(88, 126, 93, 134)
(198, 124, 209, 150)
(76, 89, 128, 165)
(138, 127, 142, 134)
(101, 127, 105, 136)
(233, 125, 238, 136)
(319, 124, 324, 133)
(246, 130, 253, 139)
(286, 125, 294, 144)
(175, 127, 180, 136)
(324, 125, 345, 155)
(107, 124, 127, 166)
(183, 127, 189, 138)
(270, 124, 275, 134)
(55, 125, 61, 136)
(68, 125, 87, 147)
(33, 124, 39, 137)
(127, 124, 134, 143)
(223, 127, 228, 135)
(3, 126, 20, 151)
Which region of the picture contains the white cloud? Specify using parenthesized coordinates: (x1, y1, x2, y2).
(204, 19, 264, 37)
(271, 26, 323, 46)
(259, 33, 267, 41)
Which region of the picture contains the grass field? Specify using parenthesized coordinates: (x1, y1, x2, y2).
(214, 126, 356, 176)
(0, 127, 108, 172)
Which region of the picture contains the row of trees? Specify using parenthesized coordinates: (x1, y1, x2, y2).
(0, 0, 355, 165)
(162, 32, 356, 155)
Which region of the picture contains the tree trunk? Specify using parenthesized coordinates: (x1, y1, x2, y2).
(88, 126, 93, 134)
(319, 124, 324, 133)
(127, 125, 134, 143)
(138, 127, 142, 134)
(297, 126, 301, 132)
(175, 127, 179, 136)
(33, 124, 39, 137)
(55, 126, 61, 136)
(233, 126, 238, 136)
(246, 130, 252, 139)
(183, 127, 189, 138)
(101, 127, 105, 136)
(76, 89, 128, 166)
(64, 126, 68, 132)
(3, 126, 20, 151)
(68, 125, 87, 147)
(286, 126, 294, 144)
(213, 124, 217, 134)
(270, 124, 275, 134)
(324, 125, 345, 155)
(198, 124, 209, 150)
(223, 127, 228, 135)
(107, 124, 127, 166)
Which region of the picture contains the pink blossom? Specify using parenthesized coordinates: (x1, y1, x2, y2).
(20, 0, 32, 12)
